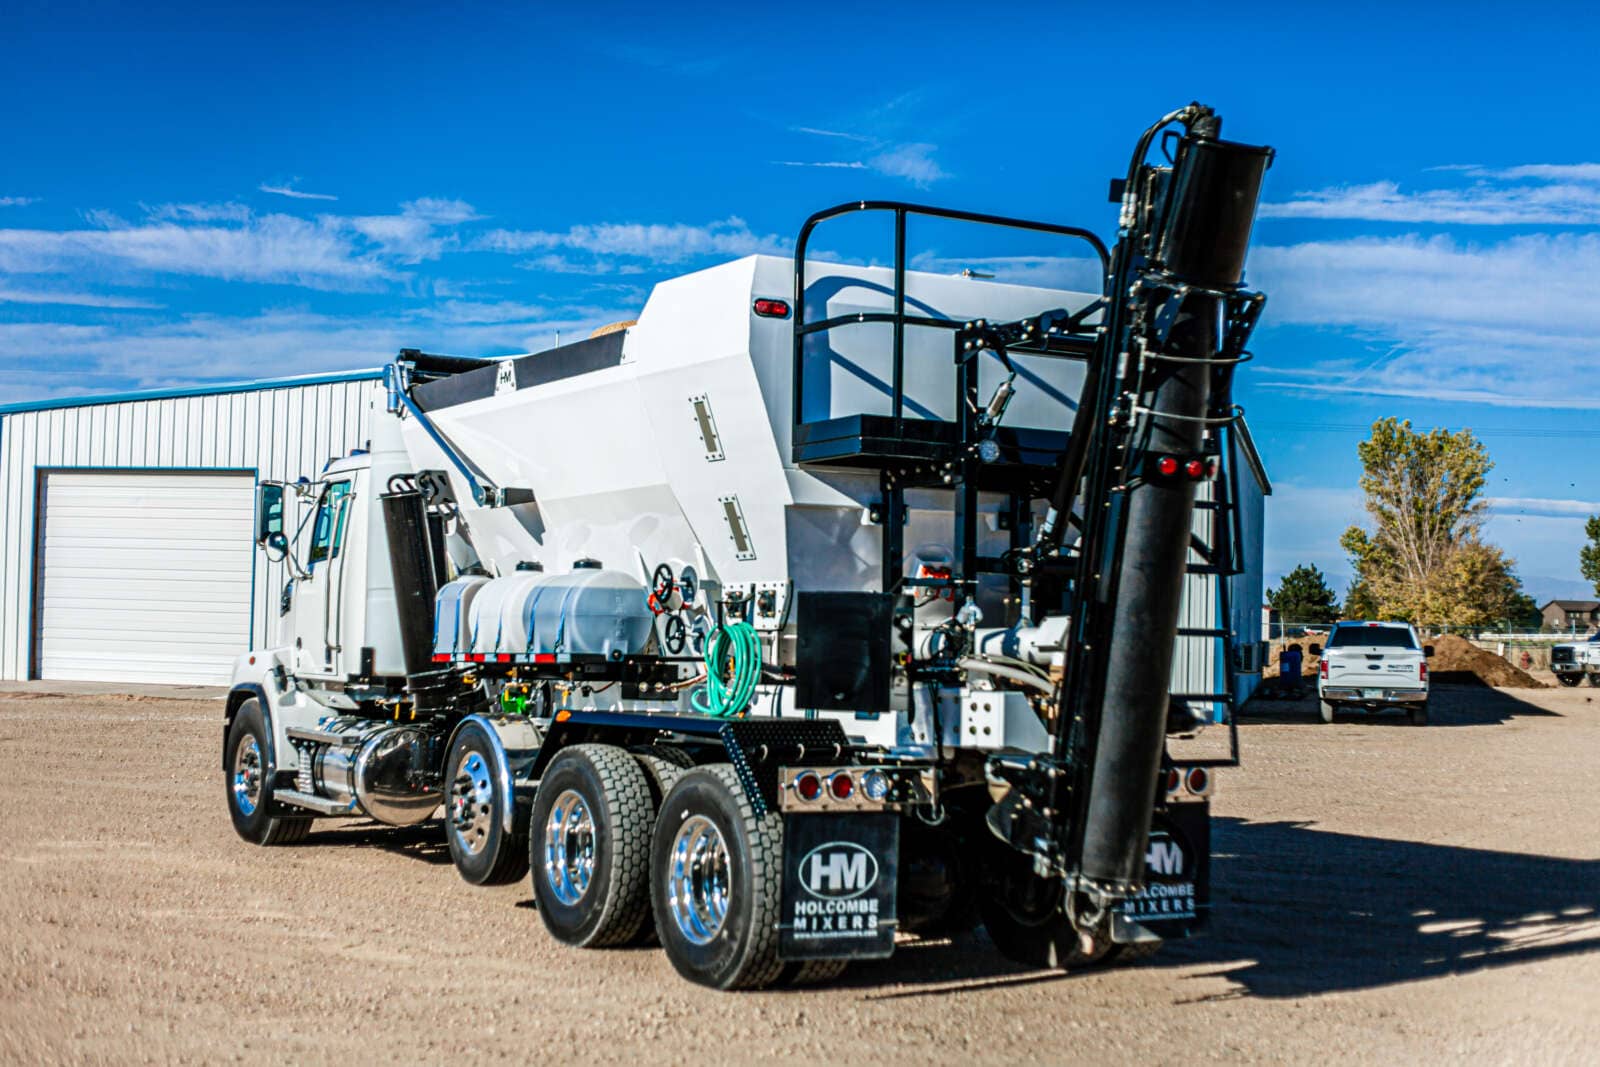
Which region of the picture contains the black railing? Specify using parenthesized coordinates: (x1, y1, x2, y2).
(790, 201, 1111, 437)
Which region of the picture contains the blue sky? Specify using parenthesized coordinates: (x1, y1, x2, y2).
(3, 2, 1599, 601)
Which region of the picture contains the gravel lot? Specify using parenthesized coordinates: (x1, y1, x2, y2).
(2, 683, 1597, 1065)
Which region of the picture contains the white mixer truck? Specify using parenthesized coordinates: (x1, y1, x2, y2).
(223, 103, 1273, 989)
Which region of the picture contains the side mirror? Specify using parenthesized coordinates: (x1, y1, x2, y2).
(1308, 643, 1322, 657)
(1423, 645, 1435, 658)
(256, 483, 285, 544)
(263, 530, 290, 561)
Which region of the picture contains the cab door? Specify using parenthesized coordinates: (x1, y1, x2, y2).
(291, 479, 353, 679)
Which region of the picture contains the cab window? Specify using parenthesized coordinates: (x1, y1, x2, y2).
(307, 482, 352, 567)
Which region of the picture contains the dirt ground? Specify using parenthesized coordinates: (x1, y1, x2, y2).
(2, 684, 1597, 1065)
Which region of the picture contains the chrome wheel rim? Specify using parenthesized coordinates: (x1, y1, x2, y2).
(666, 815, 730, 945)
(542, 790, 596, 906)
(448, 750, 495, 856)
(232, 734, 263, 816)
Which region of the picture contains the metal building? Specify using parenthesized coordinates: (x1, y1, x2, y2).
(0, 366, 1269, 696)
(0, 371, 382, 684)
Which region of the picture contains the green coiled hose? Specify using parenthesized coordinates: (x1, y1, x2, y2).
(691, 619, 762, 718)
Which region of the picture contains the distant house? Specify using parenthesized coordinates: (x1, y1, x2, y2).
(1539, 600, 1600, 634)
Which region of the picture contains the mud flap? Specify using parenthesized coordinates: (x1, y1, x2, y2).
(778, 813, 899, 960)
(1111, 803, 1210, 944)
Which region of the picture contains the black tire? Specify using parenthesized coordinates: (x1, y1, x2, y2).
(225, 699, 312, 846)
(979, 849, 1118, 969)
(626, 751, 693, 947)
(650, 764, 785, 990)
(1409, 702, 1429, 726)
(530, 744, 654, 948)
(1588, 674, 1600, 688)
(1319, 700, 1336, 723)
(1558, 674, 1582, 687)
(444, 721, 529, 886)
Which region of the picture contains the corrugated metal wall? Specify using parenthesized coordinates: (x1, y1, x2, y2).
(1168, 433, 1270, 713)
(0, 378, 380, 680)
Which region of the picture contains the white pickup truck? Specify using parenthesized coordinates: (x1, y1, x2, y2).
(1313, 621, 1433, 725)
(1550, 633, 1600, 687)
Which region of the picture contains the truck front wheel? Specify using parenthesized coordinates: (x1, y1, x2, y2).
(225, 699, 311, 846)
(445, 722, 529, 886)
(1588, 674, 1600, 688)
(530, 744, 654, 947)
(1558, 674, 1582, 687)
(649, 764, 785, 990)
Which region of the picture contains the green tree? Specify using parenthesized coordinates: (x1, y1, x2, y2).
(1581, 514, 1600, 596)
(1266, 564, 1342, 623)
(1343, 418, 1529, 628)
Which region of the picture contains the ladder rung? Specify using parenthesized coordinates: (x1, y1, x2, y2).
(1169, 693, 1234, 702)
(1176, 627, 1230, 637)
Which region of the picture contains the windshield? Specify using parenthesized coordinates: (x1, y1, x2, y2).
(1328, 625, 1416, 649)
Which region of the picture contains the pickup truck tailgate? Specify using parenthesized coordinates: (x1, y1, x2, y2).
(1325, 648, 1423, 686)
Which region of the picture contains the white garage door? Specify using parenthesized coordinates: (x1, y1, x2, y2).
(36, 471, 255, 685)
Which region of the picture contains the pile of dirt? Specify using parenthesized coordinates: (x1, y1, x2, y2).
(1427, 633, 1547, 689)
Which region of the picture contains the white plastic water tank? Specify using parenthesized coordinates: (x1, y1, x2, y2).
(434, 575, 489, 658)
(459, 567, 653, 659)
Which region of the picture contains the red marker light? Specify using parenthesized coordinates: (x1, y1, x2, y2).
(795, 771, 822, 802)
(753, 298, 791, 318)
(1185, 767, 1210, 795)
(1185, 459, 1205, 478)
(1157, 456, 1179, 476)
(829, 772, 854, 800)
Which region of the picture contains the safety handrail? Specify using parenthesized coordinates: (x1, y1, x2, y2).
(791, 201, 1111, 435)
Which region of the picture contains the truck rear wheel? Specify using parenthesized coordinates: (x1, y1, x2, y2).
(225, 699, 311, 846)
(445, 721, 529, 886)
(1319, 700, 1336, 723)
(531, 744, 654, 948)
(649, 764, 785, 990)
(1588, 674, 1600, 687)
(979, 850, 1118, 969)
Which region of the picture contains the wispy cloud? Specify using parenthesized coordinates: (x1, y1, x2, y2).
(0, 287, 163, 309)
(259, 181, 338, 201)
(0, 196, 40, 207)
(1251, 232, 1600, 408)
(1487, 496, 1600, 519)
(478, 216, 788, 267)
(1262, 162, 1600, 225)
(783, 126, 949, 188)
(0, 198, 485, 290)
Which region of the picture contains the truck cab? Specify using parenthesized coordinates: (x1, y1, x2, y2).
(1316, 620, 1433, 725)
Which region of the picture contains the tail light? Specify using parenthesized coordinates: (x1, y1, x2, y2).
(753, 298, 790, 318)
(1420, 662, 1428, 682)
(1320, 659, 1329, 679)
(794, 771, 822, 802)
(1165, 767, 1181, 793)
(1184, 458, 1206, 478)
(1157, 456, 1179, 476)
(828, 771, 855, 800)
(1185, 767, 1210, 795)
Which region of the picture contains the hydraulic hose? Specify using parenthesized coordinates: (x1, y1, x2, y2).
(691, 620, 763, 718)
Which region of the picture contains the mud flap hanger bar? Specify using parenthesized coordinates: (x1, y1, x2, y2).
(384, 360, 535, 508)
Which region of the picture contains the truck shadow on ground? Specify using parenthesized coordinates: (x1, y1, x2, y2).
(1241, 683, 1568, 728)
(306, 821, 453, 865)
(850, 816, 1599, 1000)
